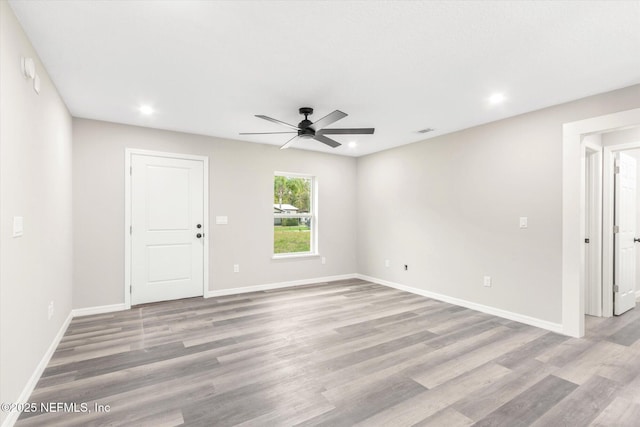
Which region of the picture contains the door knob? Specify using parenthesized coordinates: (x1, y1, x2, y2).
(634, 238, 640, 243)
(197, 224, 202, 229)
(196, 233, 203, 239)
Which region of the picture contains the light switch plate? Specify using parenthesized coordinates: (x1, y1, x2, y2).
(519, 217, 528, 229)
(216, 216, 228, 225)
(13, 216, 23, 237)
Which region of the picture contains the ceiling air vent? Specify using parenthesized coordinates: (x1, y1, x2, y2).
(417, 128, 435, 134)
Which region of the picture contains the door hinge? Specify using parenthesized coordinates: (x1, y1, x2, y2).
(130, 285, 132, 293)
(614, 285, 619, 293)
(130, 166, 132, 175)
(615, 165, 621, 174)
(129, 225, 132, 235)
(613, 225, 620, 233)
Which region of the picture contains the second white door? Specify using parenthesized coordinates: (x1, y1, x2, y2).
(614, 152, 637, 315)
(131, 153, 205, 305)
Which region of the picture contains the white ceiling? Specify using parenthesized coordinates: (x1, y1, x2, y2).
(9, 0, 640, 157)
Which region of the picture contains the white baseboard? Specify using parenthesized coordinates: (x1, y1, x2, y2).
(71, 303, 128, 317)
(357, 274, 564, 335)
(1, 311, 73, 427)
(205, 273, 358, 298)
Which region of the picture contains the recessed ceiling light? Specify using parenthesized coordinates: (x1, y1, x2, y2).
(348, 141, 357, 148)
(488, 93, 506, 104)
(139, 105, 154, 115)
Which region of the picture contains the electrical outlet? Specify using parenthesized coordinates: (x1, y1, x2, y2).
(321, 257, 326, 265)
(233, 264, 239, 273)
(404, 264, 408, 271)
(385, 259, 390, 268)
(48, 301, 54, 320)
(483, 276, 492, 287)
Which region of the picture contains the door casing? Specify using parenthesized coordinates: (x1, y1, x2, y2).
(124, 148, 209, 308)
(584, 143, 602, 317)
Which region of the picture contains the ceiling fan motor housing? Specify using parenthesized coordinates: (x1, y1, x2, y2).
(298, 107, 315, 138)
(298, 129, 315, 138)
(298, 120, 315, 138)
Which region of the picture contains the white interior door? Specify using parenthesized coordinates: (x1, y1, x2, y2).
(131, 154, 205, 305)
(614, 152, 637, 315)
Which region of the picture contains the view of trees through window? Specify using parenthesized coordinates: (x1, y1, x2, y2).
(274, 175, 313, 254)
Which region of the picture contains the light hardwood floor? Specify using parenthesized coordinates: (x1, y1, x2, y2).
(16, 278, 640, 426)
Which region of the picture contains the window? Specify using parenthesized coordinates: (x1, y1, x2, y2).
(273, 173, 316, 256)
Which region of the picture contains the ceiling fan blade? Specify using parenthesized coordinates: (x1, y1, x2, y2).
(280, 135, 299, 150)
(313, 134, 342, 148)
(310, 110, 347, 131)
(239, 131, 297, 135)
(255, 115, 300, 131)
(317, 128, 375, 135)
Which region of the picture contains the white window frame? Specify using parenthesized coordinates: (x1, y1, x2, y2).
(273, 171, 318, 259)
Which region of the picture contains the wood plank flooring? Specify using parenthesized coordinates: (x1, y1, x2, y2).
(15, 278, 640, 426)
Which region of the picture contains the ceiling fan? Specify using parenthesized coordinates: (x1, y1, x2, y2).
(240, 107, 374, 149)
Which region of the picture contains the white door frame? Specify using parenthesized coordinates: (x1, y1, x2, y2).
(584, 143, 602, 317)
(563, 107, 640, 337)
(603, 142, 640, 317)
(124, 148, 209, 309)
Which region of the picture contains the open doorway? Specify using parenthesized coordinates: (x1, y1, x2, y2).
(583, 126, 640, 326)
(562, 107, 640, 338)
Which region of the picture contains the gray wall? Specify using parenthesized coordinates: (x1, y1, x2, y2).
(0, 2, 73, 423)
(72, 119, 357, 309)
(356, 85, 640, 324)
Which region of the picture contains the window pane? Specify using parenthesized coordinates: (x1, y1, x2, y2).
(274, 175, 313, 254)
(274, 218, 310, 254)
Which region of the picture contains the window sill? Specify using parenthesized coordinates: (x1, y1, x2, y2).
(272, 253, 320, 260)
